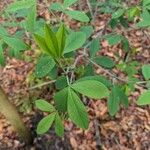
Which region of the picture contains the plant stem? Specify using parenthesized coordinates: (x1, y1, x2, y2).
(28, 80, 56, 90)
(0, 87, 32, 144)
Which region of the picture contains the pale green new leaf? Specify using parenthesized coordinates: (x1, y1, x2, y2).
(35, 99, 55, 112)
(67, 88, 89, 129)
(65, 10, 89, 22)
(45, 24, 59, 57)
(56, 24, 66, 56)
(71, 80, 109, 99)
(37, 112, 56, 134)
(34, 34, 51, 55)
(137, 90, 150, 105)
(64, 31, 86, 53)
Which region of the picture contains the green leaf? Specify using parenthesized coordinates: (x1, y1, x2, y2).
(94, 56, 115, 69)
(45, 24, 59, 58)
(55, 76, 68, 90)
(63, 0, 78, 8)
(49, 2, 64, 11)
(119, 89, 129, 108)
(80, 26, 93, 39)
(54, 88, 68, 112)
(35, 55, 55, 78)
(67, 88, 89, 129)
(108, 86, 120, 116)
(121, 37, 130, 52)
(137, 90, 150, 105)
(0, 43, 5, 66)
(71, 80, 109, 99)
(78, 75, 112, 88)
(34, 34, 51, 55)
(35, 99, 55, 112)
(65, 10, 89, 22)
(64, 31, 86, 53)
(2, 36, 29, 51)
(143, 0, 150, 6)
(89, 39, 100, 58)
(142, 64, 150, 80)
(106, 34, 122, 45)
(6, 0, 36, 12)
(56, 24, 66, 56)
(0, 26, 8, 36)
(37, 112, 56, 134)
(55, 113, 64, 136)
(137, 9, 150, 27)
(112, 8, 125, 19)
(25, 5, 36, 33)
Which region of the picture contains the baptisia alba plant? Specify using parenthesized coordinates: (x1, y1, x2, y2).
(34, 24, 110, 135)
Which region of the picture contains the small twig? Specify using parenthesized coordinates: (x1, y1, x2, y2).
(28, 80, 56, 90)
(94, 119, 102, 149)
(86, 0, 94, 19)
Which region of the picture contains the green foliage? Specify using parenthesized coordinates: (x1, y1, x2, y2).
(64, 31, 86, 53)
(142, 65, 150, 80)
(71, 80, 109, 99)
(35, 55, 55, 78)
(108, 85, 129, 116)
(49, 0, 89, 22)
(93, 56, 115, 69)
(67, 88, 89, 129)
(1, 0, 150, 139)
(137, 90, 150, 105)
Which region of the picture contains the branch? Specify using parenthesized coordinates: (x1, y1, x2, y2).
(28, 80, 56, 90)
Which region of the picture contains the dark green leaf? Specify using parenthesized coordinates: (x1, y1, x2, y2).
(54, 88, 68, 112)
(67, 88, 89, 129)
(142, 64, 150, 80)
(37, 112, 56, 134)
(55, 113, 64, 136)
(65, 10, 89, 22)
(80, 26, 93, 39)
(35, 55, 55, 78)
(137, 90, 150, 105)
(64, 31, 86, 53)
(63, 0, 78, 8)
(112, 9, 125, 19)
(25, 5, 36, 33)
(71, 80, 109, 99)
(94, 56, 115, 69)
(89, 39, 100, 58)
(108, 86, 120, 116)
(35, 99, 55, 112)
(49, 3, 64, 11)
(55, 76, 68, 90)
